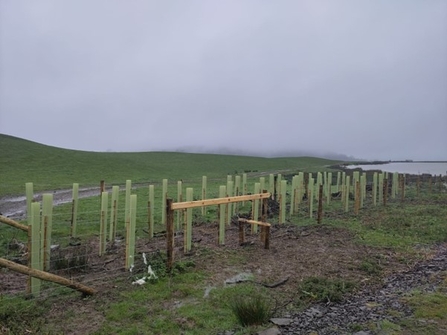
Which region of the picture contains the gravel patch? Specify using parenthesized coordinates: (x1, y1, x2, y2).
(276, 244, 447, 334)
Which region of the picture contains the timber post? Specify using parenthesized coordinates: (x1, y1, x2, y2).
(166, 199, 174, 273)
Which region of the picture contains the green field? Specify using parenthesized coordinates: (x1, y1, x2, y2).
(0, 134, 341, 197)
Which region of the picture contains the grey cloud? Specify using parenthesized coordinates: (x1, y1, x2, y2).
(1, 0, 446, 160)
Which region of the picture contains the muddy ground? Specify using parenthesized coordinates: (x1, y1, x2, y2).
(1, 182, 446, 334)
(3, 216, 442, 335)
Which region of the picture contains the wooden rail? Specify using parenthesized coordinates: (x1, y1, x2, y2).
(238, 218, 270, 249)
(166, 192, 271, 271)
(171, 193, 270, 210)
(0, 257, 96, 295)
(0, 215, 29, 232)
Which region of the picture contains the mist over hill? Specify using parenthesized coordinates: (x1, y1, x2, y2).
(172, 145, 358, 161)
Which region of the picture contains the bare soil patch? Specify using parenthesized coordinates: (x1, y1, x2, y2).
(1, 218, 419, 335)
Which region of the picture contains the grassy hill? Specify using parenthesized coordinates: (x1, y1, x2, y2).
(0, 134, 341, 196)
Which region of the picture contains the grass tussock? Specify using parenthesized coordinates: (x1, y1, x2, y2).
(230, 293, 271, 326)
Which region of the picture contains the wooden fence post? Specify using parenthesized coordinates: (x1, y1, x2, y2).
(109, 185, 119, 242)
(355, 181, 360, 215)
(239, 220, 245, 245)
(264, 226, 270, 249)
(317, 184, 323, 224)
(148, 185, 154, 238)
(262, 190, 268, 222)
(99, 192, 108, 256)
(383, 178, 388, 206)
(166, 199, 174, 272)
(185, 188, 193, 252)
(71, 183, 79, 238)
(234, 175, 241, 213)
(219, 186, 226, 245)
(42, 194, 53, 271)
(252, 183, 260, 233)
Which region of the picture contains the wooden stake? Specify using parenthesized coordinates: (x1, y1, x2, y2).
(262, 191, 268, 223)
(355, 181, 360, 215)
(71, 183, 79, 238)
(0, 215, 29, 231)
(239, 220, 245, 245)
(383, 178, 388, 206)
(166, 199, 174, 273)
(264, 226, 270, 249)
(317, 184, 323, 224)
(0, 257, 96, 296)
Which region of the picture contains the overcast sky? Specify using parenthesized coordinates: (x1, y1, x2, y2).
(1, 1, 446, 161)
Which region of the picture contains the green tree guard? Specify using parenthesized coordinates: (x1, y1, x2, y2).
(99, 191, 108, 256)
(373, 172, 378, 206)
(26, 182, 33, 222)
(234, 175, 241, 212)
(30, 202, 42, 296)
(124, 180, 131, 227)
(162, 179, 168, 225)
(126, 195, 137, 269)
(308, 177, 314, 218)
(226, 179, 233, 225)
(148, 185, 154, 238)
(327, 172, 332, 204)
(378, 173, 384, 205)
(219, 186, 226, 245)
(280, 180, 287, 223)
(177, 181, 182, 230)
(201, 176, 207, 216)
(185, 188, 193, 252)
(269, 174, 275, 198)
(252, 182, 260, 233)
(345, 176, 350, 212)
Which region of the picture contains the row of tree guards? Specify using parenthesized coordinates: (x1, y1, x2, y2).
(3, 171, 443, 295)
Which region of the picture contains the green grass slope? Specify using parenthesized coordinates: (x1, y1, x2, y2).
(0, 134, 340, 196)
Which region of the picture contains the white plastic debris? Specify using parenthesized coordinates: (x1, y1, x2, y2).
(147, 265, 158, 280)
(132, 277, 147, 285)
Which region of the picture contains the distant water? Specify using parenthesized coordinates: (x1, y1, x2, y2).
(345, 162, 447, 176)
